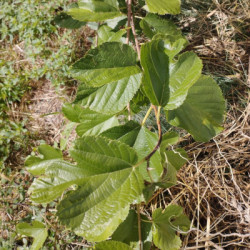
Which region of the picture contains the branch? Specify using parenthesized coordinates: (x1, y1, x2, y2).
(126, 0, 140, 58)
(126, 0, 132, 44)
(131, 13, 141, 59)
(126, 0, 132, 120)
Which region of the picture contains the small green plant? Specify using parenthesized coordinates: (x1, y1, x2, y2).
(0, 0, 76, 168)
(16, 221, 48, 250)
(25, 0, 226, 249)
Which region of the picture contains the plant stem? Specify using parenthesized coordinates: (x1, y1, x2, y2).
(141, 106, 153, 126)
(133, 106, 163, 181)
(137, 204, 142, 250)
(126, 0, 132, 120)
(131, 13, 141, 58)
(126, 0, 132, 44)
(95, 22, 100, 47)
(144, 106, 162, 182)
(146, 159, 154, 183)
(145, 105, 162, 161)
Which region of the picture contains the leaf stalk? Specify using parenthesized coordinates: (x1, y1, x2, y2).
(141, 106, 153, 126)
(137, 204, 142, 250)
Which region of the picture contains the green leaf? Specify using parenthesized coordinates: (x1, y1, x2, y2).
(28, 136, 146, 242)
(101, 121, 141, 147)
(74, 83, 98, 104)
(76, 114, 118, 136)
(74, 74, 141, 114)
(142, 183, 158, 204)
(152, 205, 190, 250)
(28, 135, 143, 206)
(103, 125, 167, 183)
(97, 25, 126, 45)
(62, 103, 82, 123)
(28, 135, 139, 203)
(71, 42, 142, 114)
(133, 127, 163, 182)
(145, 0, 181, 15)
(70, 136, 138, 175)
(95, 241, 133, 250)
(106, 15, 127, 29)
(60, 122, 76, 151)
(130, 88, 151, 113)
(57, 166, 144, 242)
(141, 40, 170, 106)
(165, 52, 203, 110)
(25, 145, 63, 175)
(112, 210, 152, 250)
(38, 144, 63, 160)
(153, 34, 189, 61)
(28, 160, 86, 203)
(62, 104, 119, 136)
(166, 75, 226, 142)
(54, 12, 86, 29)
(16, 221, 48, 250)
(71, 42, 141, 87)
(140, 14, 182, 39)
(67, 0, 123, 22)
(160, 149, 188, 188)
(164, 149, 188, 170)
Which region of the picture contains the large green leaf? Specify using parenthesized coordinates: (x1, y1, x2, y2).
(95, 241, 133, 250)
(71, 42, 142, 114)
(25, 144, 63, 175)
(165, 52, 203, 110)
(62, 104, 119, 136)
(28, 136, 139, 203)
(57, 166, 144, 242)
(140, 14, 182, 39)
(145, 0, 181, 15)
(16, 221, 48, 250)
(166, 75, 226, 142)
(141, 40, 170, 106)
(67, 0, 123, 22)
(152, 205, 190, 250)
(133, 127, 163, 182)
(71, 42, 141, 87)
(74, 73, 141, 114)
(97, 25, 126, 45)
(101, 120, 141, 147)
(28, 136, 145, 241)
(112, 209, 152, 250)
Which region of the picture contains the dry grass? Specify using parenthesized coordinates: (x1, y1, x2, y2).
(151, 0, 250, 248)
(22, 81, 76, 145)
(158, 100, 250, 249)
